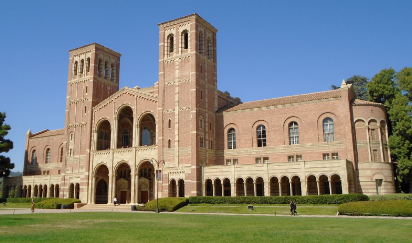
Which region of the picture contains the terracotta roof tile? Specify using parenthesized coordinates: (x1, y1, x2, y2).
(31, 129, 64, 138)
(352, 99, 384, 106)
(223, 90, 342, 112)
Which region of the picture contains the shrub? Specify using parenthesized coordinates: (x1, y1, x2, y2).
(338, 200, 412, 216)
(369, 194, 412, 201)
(189, 194, 369, 205)
(35, 198, 81, 209)
(145, 197, 188, 212)
(6, 198, 51, 203)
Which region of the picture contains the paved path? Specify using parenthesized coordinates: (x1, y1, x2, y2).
(0, 207, 411, 220)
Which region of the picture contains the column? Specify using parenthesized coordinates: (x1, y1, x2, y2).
(289, 182, 293, 196)
(243, 181, 247, 196)
(108, 173, 113, 204)
(212, 182, 215, 197)
(91, 176, 96, 204)
(317, 180, 320, 195)
(203, 180, 206, 196)
(232, 182, 236, 197)
(329, 180, 332, 195)
(264, 181, 269, 197)
(278, 182, 282, 196)
(130, 170, 136, 204)
(176, 183, 179, 197)
(221, 183, 224, 197)
(136, 176, 139, 203)
(366, 126, 371, 161)
(301, 180, 307, 196)
(253, 181, 257, 196)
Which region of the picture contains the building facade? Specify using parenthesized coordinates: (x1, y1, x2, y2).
(3, 14, 396, 204)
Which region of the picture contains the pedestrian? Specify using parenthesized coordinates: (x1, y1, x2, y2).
(293, 201, 297, 215)
(114, 197, 117, 206)
(290, 201, 294, 216)
(31, 198, 35, 213)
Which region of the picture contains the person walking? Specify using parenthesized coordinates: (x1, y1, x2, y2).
(31, 198, 35, 213)
(290, 201, 294, 216)
(293, 201, 297, 215)
(114, 197, 117, 206)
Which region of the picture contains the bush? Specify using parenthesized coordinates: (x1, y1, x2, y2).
(189, 194, 369, 205)
(338, 200, 412, 216)
(35, 198, 81, 209)
(369, 194, 412, 201)
(6, 198, 52, 203)
(145, 197, 188, 212)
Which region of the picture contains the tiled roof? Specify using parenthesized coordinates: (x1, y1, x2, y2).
(352, 99, 384, 106)
(223, 90, 342, 112)
(31, 129, 64, 138)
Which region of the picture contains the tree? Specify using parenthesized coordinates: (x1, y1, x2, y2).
(0, 112, 14, 178)
(367, 68, 397, 106)
(331, 75, 369, 100)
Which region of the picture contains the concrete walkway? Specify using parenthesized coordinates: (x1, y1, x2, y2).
(0, 207, 411, 220)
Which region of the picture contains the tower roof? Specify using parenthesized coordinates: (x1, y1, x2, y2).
(157, 13, 218, 32)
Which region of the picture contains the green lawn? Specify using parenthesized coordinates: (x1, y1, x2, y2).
(177, 204, 338, 215)
(0, 203, 31, 210)
(0, 212, 411, 242)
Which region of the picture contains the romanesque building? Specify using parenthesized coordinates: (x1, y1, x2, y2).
(3, 14, 396, 204)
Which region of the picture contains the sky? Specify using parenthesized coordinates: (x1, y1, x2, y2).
(1, 0, 411, 172)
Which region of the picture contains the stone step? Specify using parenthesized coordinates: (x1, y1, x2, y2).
(76, 204, 138, 210)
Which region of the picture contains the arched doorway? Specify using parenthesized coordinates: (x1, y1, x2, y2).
(245, 178, 254, 196)
(307, 175, 318, 195)
(280, 176, 290, 196)
(223, 178, 231, 196)
(43, 185, 47, 198)
(331, 174, 342, 194)
(28, 185, 32, 198)
(69, 184, 74, 198)
(117, 106, 133, 148)
(256, 177, 264, 196)
(116, 163, 131, 204)
(75, 183, 80, 199)
(318, 175, 329, 195)
(205, 179, 213, 196)
(236, 178, 245, 196)
(137, 161, 154, 203)
(139, 114, 156, 146)
(270, 177, 279, 196)
(97, 120, 111, 150)
(95, 164, 109, 204)
(214, 179, 222, 196)
(291, 176, 301, 196)
(50, 184, 55, 197)
(169, 179, 177, 197)
(178, 179, 185, 197)
(55, 184, 59, 198)
(33, 185, 38, 198)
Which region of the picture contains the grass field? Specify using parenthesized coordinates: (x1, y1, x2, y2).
(0, 212, 411, 242)
(0, 203, 31, 209)
(177, 204, 338, 215)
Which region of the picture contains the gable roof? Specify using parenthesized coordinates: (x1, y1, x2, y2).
(31, 129, 64, 138)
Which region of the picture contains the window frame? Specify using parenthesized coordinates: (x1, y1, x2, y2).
(323, 118, 334, 143)
(228, 128, 236, 149)
(289, 122, 299, 145)
(257, 125, 266, 147)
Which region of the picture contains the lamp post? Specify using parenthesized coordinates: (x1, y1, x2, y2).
(151, 158, 165, 213)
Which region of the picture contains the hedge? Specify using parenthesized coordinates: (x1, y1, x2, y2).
(338, 200, 412, 216)
(369, 194, 412, 201)
(6, 198, 52, 203)
(144, 197, 188, 212)
(189, 194, 369, 205)
(35, 198, 81, 209)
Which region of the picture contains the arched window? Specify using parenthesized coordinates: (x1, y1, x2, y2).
(199, 137, 204, 148)
(32, 150, 37, 165)
(98, 59, 103, 74)
(181, 30, 189, 50)
(45, 148, 50, 164)
(207, 38, 213, 60)
(86, 58, 90, 72)
(104, 61, 109, 76)
(122, 129, 130, 147)
(60, 147, 63, 162)
(289, 122, 299, 145)
(73, 61, 78, 75)
(323, 118, 334, 142)
(142, 127, 151, 145)
(257, 125, 266, 147)
(198, 31, 204, 55)
(80, 59, 84, 74)
(168, 34, 174, 53)
(228, 128, 236, 149)
(168, 139, 171, 148)
(110, 64, 115, 78)
(168, 119, 171, 128)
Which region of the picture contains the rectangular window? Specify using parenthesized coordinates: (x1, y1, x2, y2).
(209, 140, 213, 149)
(46, 171, 50, 175)
(323, 153, 330, 160)
(373, 149, 378, 161)
(332, 153, 339, 160)
(42, 171, 46, 175)
(233, 159, 238, 165)
(263, 157, 269, 164)
(296, 155, 302, 161)
(156, 170, 162, 180)
(255, 157, 262, 164)
(288, 156, 294, 162)
(371, 129, 376, 140)
(226, 159, 231, 165)
(58, 170, 61, 175)
(199, 137, 204, 148)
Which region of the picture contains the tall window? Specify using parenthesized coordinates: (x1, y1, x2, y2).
(168, 119, 171, 128)
(32, 150, 37, 165)
(122, 129, 130, 147)
(104, 62, 109, 76)
(200, 137, 204, 148)
(228, 128, 236, 149)
(289, 122, 299, 145)
(98, 59, 103, 74)
(323, 118, 334, 142)
(60, 147, 63, 162)
(198, 32, 204, 55)
(182, 30, 189, 49)
(207, 38, 213, 60)
(142, 128, 151, 145)
(168, 34, 174, 53)
(110, 64, 115, 78)
(257, 125, 266, 147)
(86, 58, 90, 72)
(45, 148, 50, 164)
(80, 59, 84, 74)
(73, 61, 78, 75)
(168, 139, 171, 148)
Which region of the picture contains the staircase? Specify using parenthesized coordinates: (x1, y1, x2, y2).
(76, 204, 139, 211)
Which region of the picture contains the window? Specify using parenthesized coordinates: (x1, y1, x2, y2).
(85, 86, 88, 94)
(168, 139, 171, 148)
(288, 155, 294, 162)
(233, 159, 238, 165)
(73, 61, 78, 75)
(257, 125, 266, 147)
(200, 137, 204, 148)
(263, 157, 269, 164)
(207, 38, 213, 60)
(98, 59, 103, 74)
(84, 106, 87, 114)
(110, 64, 115, 78)
(80, 59, 84, 74)
(323, 118, 334, 142)
(209, 140, 213, 149)
(168, 119, 171, 128)
(198, 32, 204, 55)
(296, 155, 302, 161)
(332, 153, 339, 160)
(46, 171, 50, 175)
(199, 118, 204, 129)
(373, 149, 378, 161)
(255, 157, 262, 164)
(69, 149, 73, 157)
(182, 30, 189, 49)
(200, 90, 202, 99)
(226, 159, 231, 165)
(371, 129, 376, 140)
(86, 58, 90, 72)
(45, 148, 50, 164)
(228, 128, 236, 149)
(43, 171, 46, 175)
(209, 122, 212, 131)
(104, 62, 109, 76)
(142, 128, 151, 146)
(289, 122, 299, 145)
(168, 34, 174, 53)
(58, 170, 61, 175)
(122, 129, 131, 147)
(60, 147, 63, 162)
(70, 133, 74, 140)
(323, 153, 330, 160)
(32, 150, 37, 165)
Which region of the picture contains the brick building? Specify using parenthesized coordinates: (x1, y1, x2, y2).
(3, 14, 395, 204)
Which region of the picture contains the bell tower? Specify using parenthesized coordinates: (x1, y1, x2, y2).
(158, 14, 217, 196)
(61, 43, 121, 200)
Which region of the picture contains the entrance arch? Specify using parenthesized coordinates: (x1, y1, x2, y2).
(318, 175, 329, 195)
(117, 106, 133, 148)
(236, 178, 245, 196)
(223, 178, 231, 196)
(169, 179, 177, 197)
(205, 179, 213, 196)
(95, 164, 109, 204)
(291, 176, 301, 196)
(139, 113, 156, 146)
(245, 178, 254, 196)
(97, 120, 111, 150)
(137, 161, 154, 203)
(69, 184, 74, 198)
(178, 179, 185, 197)
(214, 179, 222, 196)
(331, 174, 342, 194)
(270, 177, 279, 196)
(280, 176, 290, 196)
(307, 175, 318, 195)
(116, 162, 131, 204)
(256, 177, 264, 196)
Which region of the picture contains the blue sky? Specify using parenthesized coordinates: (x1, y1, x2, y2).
(1, 0, 411, 172)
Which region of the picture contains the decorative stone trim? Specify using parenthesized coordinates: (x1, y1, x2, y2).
(68, 122, 87, 128)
